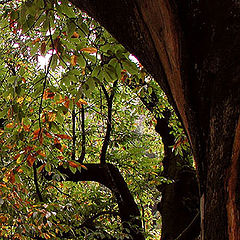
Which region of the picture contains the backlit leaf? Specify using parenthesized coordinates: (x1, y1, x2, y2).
(68, 161, 79, 168)
(80, 47, 97, 54)
(70, 55, 77, 66)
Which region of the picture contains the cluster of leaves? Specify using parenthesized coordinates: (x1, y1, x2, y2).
(0, 0, 189, 239)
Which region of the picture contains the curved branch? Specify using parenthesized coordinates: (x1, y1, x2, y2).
(57, 163, 144, 240)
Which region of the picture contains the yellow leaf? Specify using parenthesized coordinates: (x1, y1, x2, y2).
(17, 96, 24, 104)
(80, 47, 97, 54)
(3, 176, 8, 183)
(78, 99, 88, 105)
(70, 55, 77, 66)
(26, 96, 32, 102)
(76, 99, 88, 108)
(16, 156, 21, 164)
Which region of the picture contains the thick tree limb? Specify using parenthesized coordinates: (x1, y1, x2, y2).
(57, 163, 144, 240)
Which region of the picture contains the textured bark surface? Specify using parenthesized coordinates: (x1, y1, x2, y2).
(69, 1, 240, 239)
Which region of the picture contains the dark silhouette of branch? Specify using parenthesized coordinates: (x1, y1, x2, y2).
(79, 210, 119, 228)
(33, 162, 44, 202)
(55, 163, 145, 240)
(100, 80, 117, 164)
(72, 105, 76, 161)
(79, 104, 86, 163)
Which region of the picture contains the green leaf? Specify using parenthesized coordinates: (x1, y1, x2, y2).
(45, 162, 51, 173)
(92, 66, 101, 77)
(122, 59, 138, 75)
(86, 77, 96, 91)
(69, 166, 77, 174)
(0, 108, 8, 118)
(77, 54, 86, 68)
(59, 4, 76, 18)
(7, 76, 17, 84)
(66, 21, 76, 36)
(56, 112, 64, 124)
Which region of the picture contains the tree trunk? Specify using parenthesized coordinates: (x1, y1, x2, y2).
(155, 115, 200, 240)
(127, 77, 200, 239)
(69, 1, 240, 239)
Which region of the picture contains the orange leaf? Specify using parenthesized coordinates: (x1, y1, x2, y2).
(27, 154, 36, 167)
(14, 153, 21, 160)
(16, 166, 23, 173)
(76, 99, 88, 108)
(33, 128, 40, 136)
(32, 128, 43, 143)
(47, 112, 56, 122)
(80, 164, 87, 170)
(68, 161, 79, 168)
(6, 123, 14, 128)
(32, 38, 40, 44)
(44, 131, 52, 138)
(36, 150, 46, 157)
(80, 47, 97, 54)
(40, 41, 46, 55)
(23, 124, 30, 132)
(64, 100, 70, 109)
(55, 134, 72, 140)
(9, 171, 15, 184)
(71, 32, 79, 38)
(70, 55, 77, 66)
(38, 163, 46, 173)
(43, 89, 55, 100)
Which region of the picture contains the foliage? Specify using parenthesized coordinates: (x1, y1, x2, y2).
(0, 1, 189, 239)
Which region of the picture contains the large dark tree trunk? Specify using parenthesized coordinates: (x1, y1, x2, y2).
(69, 1, 240, 239)
(155, 115, 200, 240)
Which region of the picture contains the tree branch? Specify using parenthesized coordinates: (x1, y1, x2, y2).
(79, 104, 86, 163)
(56, 163, 144, 240)
(72, 104, 76, 161)
(33, 162, 44, 202)
(100, 80, 117, 164)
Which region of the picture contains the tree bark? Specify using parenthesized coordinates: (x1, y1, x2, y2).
(69, 1, 240, 239)
(155, 115, 200, 240)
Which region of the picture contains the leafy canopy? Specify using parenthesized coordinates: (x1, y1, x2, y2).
(0, 1, 189, 239)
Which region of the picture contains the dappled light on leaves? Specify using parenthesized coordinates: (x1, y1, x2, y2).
(0, 1, 190, 239)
